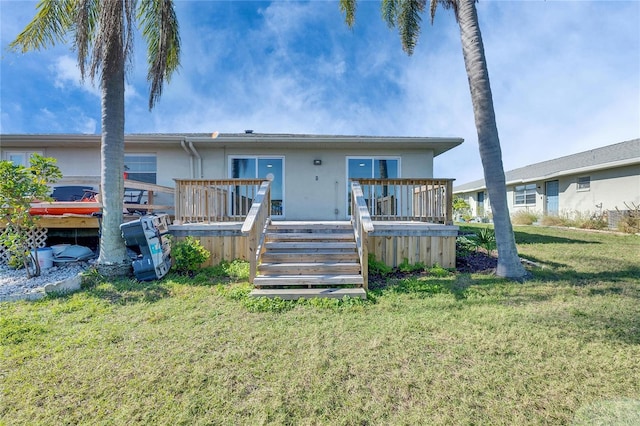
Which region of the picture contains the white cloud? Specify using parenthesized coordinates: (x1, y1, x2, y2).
(50, 56, 100, 97)
(2, 0, 637, 185)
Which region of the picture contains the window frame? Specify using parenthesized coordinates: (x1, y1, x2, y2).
(124, 153, 157, 184)
(514, 183, 537, 206)
(345, 156, 401, 216)
(577, 176, 591, 192)
(3, 150, 43, 167)
(227, 155, 285, 217)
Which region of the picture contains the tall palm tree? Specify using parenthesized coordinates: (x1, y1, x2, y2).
(340, 0, 526, 279)
(11, 0, 180, 276)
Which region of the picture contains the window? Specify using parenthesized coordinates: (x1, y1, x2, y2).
(514, 184, 536, 205)
(4, 151, 43, 167)
(124, 154, 157, 184)
(577, 176, 590, 191)
(347, 157, 400, 215)
(477, 191, 485, 216)
(229, 156, 284, 216)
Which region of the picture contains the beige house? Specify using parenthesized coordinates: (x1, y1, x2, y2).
(454, 139, 640, 223)
(1, 132, 462, 220)
(2, 132, 463, 298)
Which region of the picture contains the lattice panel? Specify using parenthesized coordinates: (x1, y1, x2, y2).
(0, 227, 48, 265)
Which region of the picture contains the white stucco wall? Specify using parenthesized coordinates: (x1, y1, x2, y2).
(194, 146, 434, 220)
(457, 163, 640, 220)
(560, 165, 640, 213)
(2, 139, 442, 221)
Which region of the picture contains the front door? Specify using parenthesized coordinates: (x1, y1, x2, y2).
(545, 180, 559, 216)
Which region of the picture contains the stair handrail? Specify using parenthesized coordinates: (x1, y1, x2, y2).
(241, 180, 272, 284)
(350, 181, 374, 290)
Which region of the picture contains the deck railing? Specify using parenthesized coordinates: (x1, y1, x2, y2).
(350, 181, 374, 290)
(174, 179, 265, 224)
(43, 176, 175, 213)
(241, 181, 272, 284)
(352, 178, 454, 224)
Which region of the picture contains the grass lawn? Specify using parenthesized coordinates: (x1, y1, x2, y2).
(2, 226, 639, 425)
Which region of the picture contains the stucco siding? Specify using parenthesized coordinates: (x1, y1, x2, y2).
(192, 147, 434, 220)
(1, 134, 451, 221)
(458, 164, 640, 220)
(560, 165, 640, 213)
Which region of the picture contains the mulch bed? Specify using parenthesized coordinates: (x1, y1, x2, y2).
(368, 250, 498, 288)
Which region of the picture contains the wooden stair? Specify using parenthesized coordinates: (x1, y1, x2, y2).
(250, 221, 366, 300)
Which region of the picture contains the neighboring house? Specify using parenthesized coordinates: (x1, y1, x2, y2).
(454, 138, 640, 220)
(1, 132, 462, 221)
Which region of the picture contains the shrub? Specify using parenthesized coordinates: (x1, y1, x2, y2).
(511, 210, 538, 225)
(398, 258, 426, 273)
(540, 215, 565, 227)
(0, 154, 62, 278)
(170, 236, 210, 275)
(428, 264, 451, 277)
(368, 253, 392, 277)
(616, 203, 640, 234)
(541, 210, 608, 230)
(473, 227, 496, 254)
(456, 235, 476, 257)
(224, 259, 250, 280)
(453, 197, 471, 221)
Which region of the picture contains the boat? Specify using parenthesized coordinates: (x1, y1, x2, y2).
(30, 189, 102, 216)
(29, 200, 102, 216)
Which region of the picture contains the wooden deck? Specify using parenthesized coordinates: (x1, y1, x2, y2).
(4, 177, 458, 299)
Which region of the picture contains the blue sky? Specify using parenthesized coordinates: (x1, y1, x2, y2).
(1, 0, 638, 185)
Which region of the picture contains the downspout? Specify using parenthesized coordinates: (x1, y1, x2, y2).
(188, 141, 202, 178)
(180, 140, 194, 178)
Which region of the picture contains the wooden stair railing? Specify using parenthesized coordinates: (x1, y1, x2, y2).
(241, 181, 272, 284)
(350, 181, 374, 291)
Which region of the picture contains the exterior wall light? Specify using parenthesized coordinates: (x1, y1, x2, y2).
(313, 159, 322, 165)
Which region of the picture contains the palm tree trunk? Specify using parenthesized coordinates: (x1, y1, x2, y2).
(96, 28, 129, 275)
(456, 0, 526, 279)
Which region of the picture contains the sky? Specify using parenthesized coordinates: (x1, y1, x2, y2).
(0, 0, 638, 185)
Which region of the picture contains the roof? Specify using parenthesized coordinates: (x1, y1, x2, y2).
(454, 138, 640, 193)
(0, 133, 463, 157)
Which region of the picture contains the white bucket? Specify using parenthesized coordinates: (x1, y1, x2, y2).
(31, 247, 54, 269)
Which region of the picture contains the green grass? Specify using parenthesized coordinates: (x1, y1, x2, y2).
(2, 226, 639, 425)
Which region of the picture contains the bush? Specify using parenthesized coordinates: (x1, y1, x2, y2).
(398, 258, 426, 273)
(473, 227, 496, 254)
(541, 210, 608, 230)
(616, 203, 640, 234)
(511, 210, 538, 225)
(456, 235, 476, 257)
(171, 236, 210, 275)
(368, 253, 392, 277)
(540, 215, 565, 227)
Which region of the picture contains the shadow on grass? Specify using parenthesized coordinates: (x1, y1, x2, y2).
(513, 230, 600, 245)
(80, 278, 172, 305)
(459, 225, 601, 245)
(371, 271, 640, 344)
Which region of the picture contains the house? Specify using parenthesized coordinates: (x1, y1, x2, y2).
(453, 139, 640, 222)
(1, 132, 462, 220)
(1, 132, 463, 298)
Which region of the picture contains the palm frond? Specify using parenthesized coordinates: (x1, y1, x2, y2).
(74, 0, 99, 80)
(381, 0, 399, 29)
(138, 0, 181, 110)
(9, 0, 75, 53)
(397, 0, 426, 55)
(432, 0, 462, 23)
(339, 0, 357, 28)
